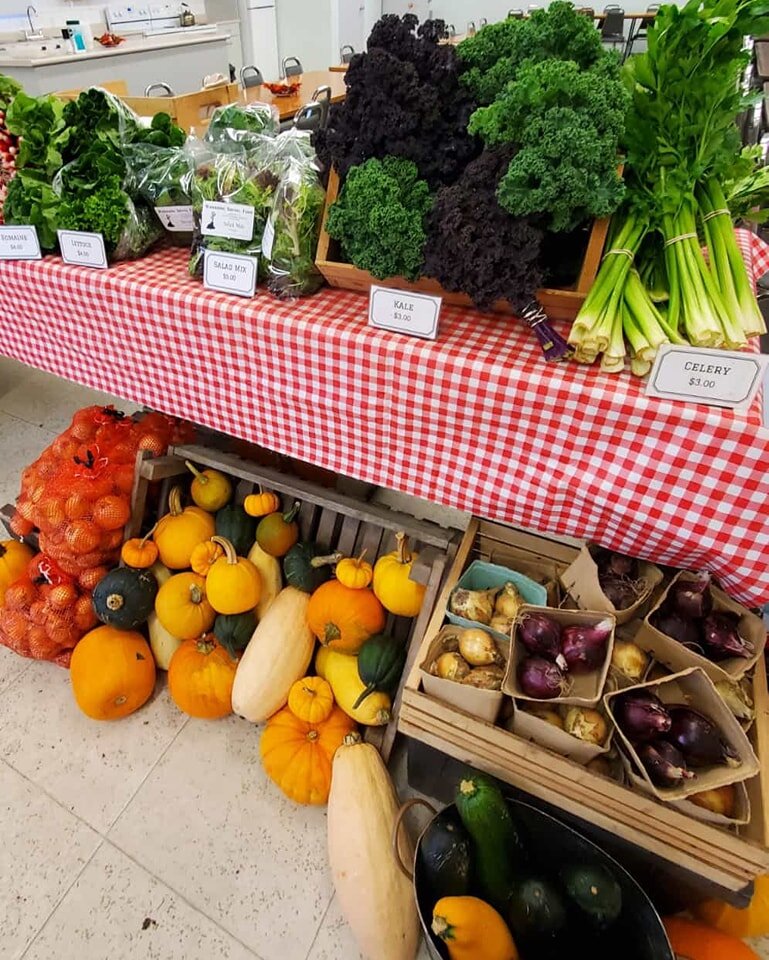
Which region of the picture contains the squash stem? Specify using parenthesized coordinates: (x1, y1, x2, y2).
(395, 531, 411, 565)
(309, 551, 344, 568)
(352, 682, 377, 710)
(284, 501, 301, 524)
(185, 460, 208, 484)
(210, 535, 238, 564)
(140, 522, 158, 546)
(168, 486, 184, 516)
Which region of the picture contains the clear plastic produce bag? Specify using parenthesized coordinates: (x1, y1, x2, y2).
(203, 101, 279, 152)
(124, 139, 198, 246)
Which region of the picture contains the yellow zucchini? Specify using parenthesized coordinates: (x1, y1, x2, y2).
(247, 541, 282, 619)
(315, 646, 391, 726)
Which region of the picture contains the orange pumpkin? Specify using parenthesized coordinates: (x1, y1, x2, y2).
(663, 916, 759, 960)
(255, 502, 300, 557)
(695, 874, 769, 939)
(0, 540, 34, 604)
(121, 528, 159, 570)
(244, 487, 281, 518)
(306, 580, 386, 653)
(287, 676, 335, 723)
(260, 704, 356, 804)
(69, 625, 156, 720)
(167, 636, 237, 719)
(154, 486, 215, 570)
(190, 539, 224, 577)
(335, 550, 373, 590)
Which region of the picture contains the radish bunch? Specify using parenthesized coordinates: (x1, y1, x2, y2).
(0, 105, 19, 223)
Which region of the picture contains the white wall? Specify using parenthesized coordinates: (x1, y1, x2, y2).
(0, 0, 207, 35)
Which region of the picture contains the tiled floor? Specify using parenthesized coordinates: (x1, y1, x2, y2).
(0, 356, 766, 960)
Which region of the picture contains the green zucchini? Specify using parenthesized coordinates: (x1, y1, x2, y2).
(559, 863, 622, 928)
(354, 633, 406, 708)
(418, 809, 471, 903)
(508, 876, 567, 945)
(454, 773, 525, 910)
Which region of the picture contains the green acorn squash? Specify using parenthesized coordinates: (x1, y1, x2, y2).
(93, 567, 158, 630)
(354, 633, 406, 708)
(283, 542, 340, 593)
(559, 863, 622, 928)
(508, 876, 567, 945)
(215, 504, 256, 556)
(418, 808, 471, 902)
(214, 610, 257, 659)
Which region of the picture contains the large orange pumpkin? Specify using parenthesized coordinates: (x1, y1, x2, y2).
(260, 703, 356, 804)
(70, 625, 156, 720)
(0, 540, 34, 603)
(167, 635, 236, 719)
(306, 580, 386, 654)
(695, 874, 769, 939)
(663, 916, 759, 960)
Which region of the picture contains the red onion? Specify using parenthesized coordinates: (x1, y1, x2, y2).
(614, 689, 671, 741)
(668, 574, 712, 620)
(638, 741, 695, 787)
(650, 608, 701, 649)
(561, 618, 612, 674)
(598, 574, 639, 610)
(666, 706, 741, 768)
(702, 612, 754, 661)
(596, 549, 637, 579)
(518, 614, 566, 669)
(518, 657, 568, 700)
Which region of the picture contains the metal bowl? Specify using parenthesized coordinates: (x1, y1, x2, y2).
(394, 794, 674, 960)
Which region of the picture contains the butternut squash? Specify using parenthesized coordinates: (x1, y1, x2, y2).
(315, 646, 391, 726)
(327, 732, 420, 960)
(431, 896, 519, 960)
(232, 587, 314, 722)
(247, 541, 282, 619)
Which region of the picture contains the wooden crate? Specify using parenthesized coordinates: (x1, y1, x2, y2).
(128, 442, 462, 760)
(399, 518, 769, 894)
(315, 168, 611, 321)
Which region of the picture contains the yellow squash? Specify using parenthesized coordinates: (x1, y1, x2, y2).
(0, 539, 34, 603)
(247, 541, 282, 619)
(432, 897, 519, 960)
(315, 646, 391, 726)
(185, 461, 232, 512)
(155, 572, 215, 640)
(154, 486, 215, 570)
(205, 536, 261, 614)
(373, 532, 426, 617)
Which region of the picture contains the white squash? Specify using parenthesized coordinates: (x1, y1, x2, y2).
(327, 732, 420, 960)
(247, 541, 282, 620)
(147, 562, 183, 670)
(232, 586, 314, 722)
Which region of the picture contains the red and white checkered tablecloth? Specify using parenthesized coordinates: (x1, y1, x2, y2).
(1, 233, 769, 604)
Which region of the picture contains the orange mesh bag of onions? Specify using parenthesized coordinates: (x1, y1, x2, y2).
(0, 553, 97, 667)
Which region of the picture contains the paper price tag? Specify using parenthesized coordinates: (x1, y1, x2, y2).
(261, 218, 275, 259)
(154, 205, 194, 232)
(368, 285, 441, 340)
(0, 226, 42, 260)
(58, 230, 108, 269)
(646, 344, 769, 410)
(203, 250, 258, 298)
(201, 201, 255, 241)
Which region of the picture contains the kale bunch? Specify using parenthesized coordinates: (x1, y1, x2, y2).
(326, 156, 432, 280)
(469, 56, 628, 232)
(314, 14, 479, 186)
(458, 1, 604, 105)
(423, 146, 543, 311)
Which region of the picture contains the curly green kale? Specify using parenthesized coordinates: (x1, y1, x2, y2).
(458, 1, 605, 105)
(326, 157, 432, 281)
(469, 57, 627, 232)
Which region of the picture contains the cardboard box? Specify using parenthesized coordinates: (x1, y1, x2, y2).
(638, 571, 766, 683)
(507, 699, 611, 762)
(560, 544, 664, 625)
(504, 604, 615, 706)
(604, 667, 760, 801)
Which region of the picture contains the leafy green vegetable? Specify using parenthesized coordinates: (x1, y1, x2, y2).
(326, 157, 432, 281)
(5, 91, 66, 176)
(0, 75, 22, 112)
(3, 173, 60, 249)
(57, 175, 129, 246)
(204, 102, 278, 150)
(62, 87, 138, 159)
(723, 146, 769, 225)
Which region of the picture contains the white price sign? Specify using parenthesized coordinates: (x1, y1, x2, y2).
(201, 201, 255, 241)
(154, 205, 194, 232)
(203, 250, 258, 298)
(0, 226, 41, 260)
(57, 230, 108, 269)
(646, 344, 769, 410)
(368, 285, 441, 340)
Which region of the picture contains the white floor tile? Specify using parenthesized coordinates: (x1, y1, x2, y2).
(22, 841, 259, 960)
(0, 411, 56, 510)
(109, 715, 334, 960)
(0, 664, 187, 834)
(0, 356, 33, 403)
(0, 645, 31, 695)
(0, 760, 100, 960)
(306, 895, 434, 960)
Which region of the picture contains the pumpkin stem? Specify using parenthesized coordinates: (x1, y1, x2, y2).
(396, 531, 412, 565)
(306, 730, 319, 742)
(140, 522, 158, 547)
(185, 460, 207, 484)
(195, 636, 216, 655)
(343, 732, 363, 746)
(210, 535, 238, 564)
(354, 549, 368, 566)
(323, 622, 342, 645)
(168, 486, 184, 517)
(189, 583, 204, 605)
(106, 593, 125, 611)
(309, 551, 344, 569)
(376, 708, 392, 724)
(352, 682, 377, 710)
(283, 501, 301, 524)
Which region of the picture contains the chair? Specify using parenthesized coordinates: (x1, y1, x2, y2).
(508, 9, 524, 18)
(144, 81, 175, 97)
(600, 7, 625, 51)
(340, 44, 355, 63)
(479, 17, 488, 26)
(293, 101, 323, 133)
(446, 23, 457, 36)
(240, 65, 263, 88)
(281, 56, 303, 79)
(624, 4, 658, 59)
(311, 84, 332, 128)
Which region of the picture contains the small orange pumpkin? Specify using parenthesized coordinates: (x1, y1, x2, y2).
(663, 916, 759, 960)
(695, 874, 769, 939)
(155, 572, 216, 640)
(306, 579, 386, 654)
(167, 635, 237, 719)
(287, 676, 335, 723)
(120, 526, 159, 570)
(255, 502, 301, 557)
(190, 539, 225, 577)
(70, 625, 156, 720)
(335, 550, 373, 590)
(244, 487, 281, 518)
(260, 703, 356, 804)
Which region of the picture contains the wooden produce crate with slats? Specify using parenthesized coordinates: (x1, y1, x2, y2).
(398, 518, 769, 895)
(128, 442, 462, 760)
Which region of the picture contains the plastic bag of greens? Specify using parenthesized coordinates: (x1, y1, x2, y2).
(203, 101, 279, 152)
(262, 156, 325, 298)
(124, 139, 199, 245)
(187, 146, 282, 280)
